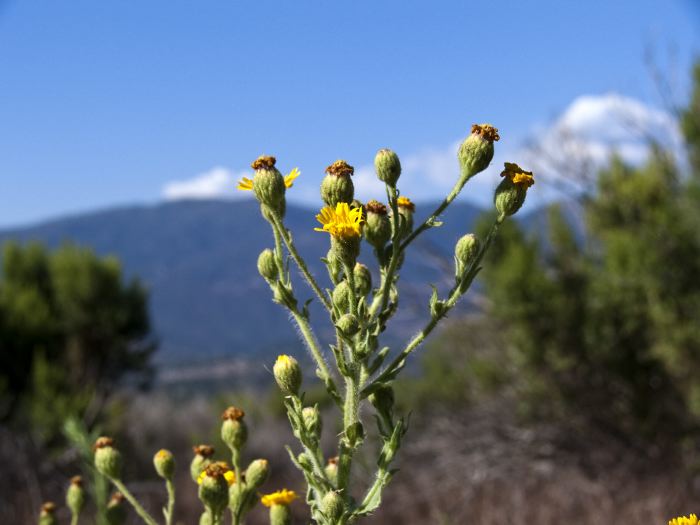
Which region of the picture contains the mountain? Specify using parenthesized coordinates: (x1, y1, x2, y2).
(0, 199, 487, 365)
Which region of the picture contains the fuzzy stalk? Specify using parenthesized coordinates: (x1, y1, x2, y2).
(165, 478, 175, 525)
(366, 214, 505, 393)
(269, 211, 332, 312)
(110, 479, 159, 525)
(369, 185, 402, 319)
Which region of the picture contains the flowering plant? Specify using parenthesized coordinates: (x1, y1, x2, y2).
(38, 123, 540, 525)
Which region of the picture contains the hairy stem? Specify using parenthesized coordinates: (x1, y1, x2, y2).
(165, 478, 175, 525)
(270, 212, 332, 312)
(366, 214, 505, 392)
(110, 479, 159, 525)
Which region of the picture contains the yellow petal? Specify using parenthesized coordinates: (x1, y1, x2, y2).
(284, 168, 301, 188)
(237, 177, 254, 191)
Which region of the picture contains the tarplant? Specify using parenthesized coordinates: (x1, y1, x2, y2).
(38, 123, 539, 524)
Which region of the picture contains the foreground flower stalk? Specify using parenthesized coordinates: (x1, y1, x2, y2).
(247, 123, 533, 523)
(42, 122, 535, 525)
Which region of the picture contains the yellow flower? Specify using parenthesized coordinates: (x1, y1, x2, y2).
(237, 168, 300, 191)
(315, 202, 363, 240)
(260, 489, 297, 507)
(396, 196, 415, 211)
(197, 462, 236, 486)
(500, 162, 534, 188)
(670, 514, 699, 525)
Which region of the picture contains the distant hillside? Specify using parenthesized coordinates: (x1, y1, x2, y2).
(0, 199, 491, 365)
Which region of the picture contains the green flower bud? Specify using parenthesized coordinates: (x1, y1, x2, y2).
(270, 504, 292, 525)
(332, 281, 351, 313)
(494, 163, 534, 217)
(153, 449, 175, 480)
(257, 249, 278, 281)
(66, 476, 85, 517)
(336, 313, 360, 336)
(39, 502, 57, 525)
(93, 437, 122, 479)
(198, 464, 231, 517)
(454, 234, 481, 277)
(106, 493, 127, 525)
(245, 458, 270, 490)
(321, 160, 355, 206)
(396, 196, 415, 237)
(457, 124, 499, 177)
(190, 445, 215, 482)
(364, 200, 391, 250)
(330, 236, 360, 268)
(250, 156, 287, 216)
(374, 148, 402, 187)
(325, 457, 338, 486)
(369, 384, 395, 420)
(273, 355, 302, 396)
(325, 247, 343, 283)
(302, 405, 322, 440)
(321, 490, 345, 522)
(221, 406, 248, 451)
(297, 451, 313, 470)
(353, 263, 372, 297)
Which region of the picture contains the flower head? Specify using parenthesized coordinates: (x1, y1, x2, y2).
(396, 196, 415, 212)
(315, 202, 363, 240)
(500, 162, 534, 188)
(197, 462, 236, 486)
(261, 489, 298, 507)
(238, 167, 300, 191)
(670, 515, 699, 525)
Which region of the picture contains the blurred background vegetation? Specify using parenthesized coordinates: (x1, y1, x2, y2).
(3, 62, 700, 525)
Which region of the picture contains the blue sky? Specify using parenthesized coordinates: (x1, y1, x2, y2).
(1, 0, 699, 227)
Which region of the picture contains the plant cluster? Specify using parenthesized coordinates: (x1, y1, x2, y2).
(36, 122, 538, 524)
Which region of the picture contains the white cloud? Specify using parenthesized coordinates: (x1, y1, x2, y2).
(162, 166, 251, 200)
(523, 93, 685, 194)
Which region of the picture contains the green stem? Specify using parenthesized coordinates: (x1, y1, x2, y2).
(269, 212, 333, 312)
(369, 186, 401, 319)
(289, 309, 342, 405)
(70, 513, 79, 525)
(366, 214, 505, 392)
(399, 164, 474, 252)
(110, 479, 159, 525)
(165, 478, 175, 525)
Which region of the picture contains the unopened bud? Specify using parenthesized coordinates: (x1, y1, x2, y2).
(221, 406, 248, 451)
(364, 200, 391, 249)
(321, 160, 355, 206)
(353, 263, 372, 297)
(332, 281, 351, 313)
(273, 355, 302, 396)
(106, 493, 127, 525)
(302, 405, 322, 440)
(495, 162, 534, 217)
(454, 234, 481, 277)
(336, 313, 360, 336)
(325, 457, 339, 485)
(153, 449, 175, 480)
(374, 148, 402, 187)
(396, 196, 415, 237)
(250, 155, 287, 217)
(321, 490, 345, 522)
(191, 445, 215, 482)
(458, 124, 499, 177)
(39, 502, 57, 525)
(245, 458, 270, 489)
(66, 476, 85, 516)
(93, 437, 122, 479)
(257, 249, 278, 281)
(198, 464, 231, 517)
